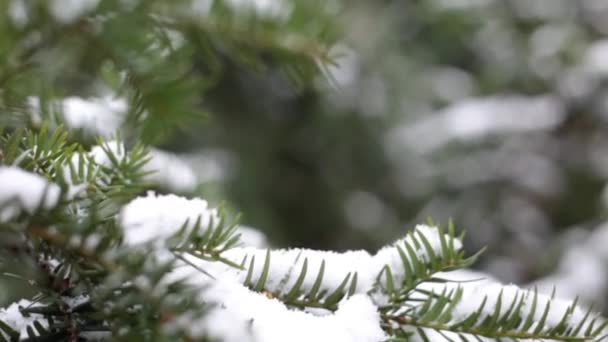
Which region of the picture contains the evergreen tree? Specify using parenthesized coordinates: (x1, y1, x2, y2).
(0, 1, 606, 341)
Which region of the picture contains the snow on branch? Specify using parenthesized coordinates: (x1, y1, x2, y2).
(60, 97, 127, 137)
(399, 271, 607, 341)
(26, 96, 127, 137)
(113, 191, 607, 341)
(0, 166, 61, 222)
(187, 279, 387, 342)
(173, 224, 463, 302)
(67, 141, 198, 193)
(0, 300, 47, 340)
(142, 148, 198, 193)
(120, 192, 220, 246)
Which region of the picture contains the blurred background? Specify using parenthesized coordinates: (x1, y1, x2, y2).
(3, 0, 608, 311)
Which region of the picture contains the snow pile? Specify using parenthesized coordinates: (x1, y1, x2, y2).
(25, 96, 126, 137)
(119, 192, 220, 246)
(119, 193, 266, 249)
(60, 97, 127, 137)
(183, 247, 376, 294)
(226, 0, 290, 18)
(583, 39, 608, 77)
(236, 225, 268, 248)
(188, 0, 293, 19)
(143, 149, 198, 193)
(188, 279, 386, 342)
(9, 0, 100, 26)
(49, 0, 100, 24)
(8, 0, 28, 27)
(0, 300, 47, 340)
(0, 167, 61, 222)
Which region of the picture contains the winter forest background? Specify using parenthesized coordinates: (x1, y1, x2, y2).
(2, 0, 608, 341)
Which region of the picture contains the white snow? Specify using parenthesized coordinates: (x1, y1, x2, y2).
(119, 192, 220, 246)
(430, 67, 476, 103)
(323, 45, 360, 88)
(164, 226, 599, 342)
(529, 223, 608, 309)
(533, 246, 606, 306)
(226, 0, 291, 19)
(62, 294, 90, 309)
(89, 140, 126, 168)
(49, 0, 100, 23)
(193, 247, 376, 294)
(143, 149, 198, 192)
(452, 282, 521, 321)
(61, 143, 122, 199)
(0, 296, 106, 340)
(186, 278, 386, 342)
(2, 201, 598, 342)
(60, 97, 127, 137)
(190, 0, 213, 16)
(387, 95, 565, 154)
(170, 224, 461, 299)
(399, 267, 600, 341)
(62, 151, 92, 184)
(8, 0, 28, 27)
(583, 39, 608, 76)
(119, 194, 266, 250)
(81, 142, 199, 193)
(181, 149, 234, 183)
(445, 279, 596, 340)
(0, 167, 61, 222)
(373, 225, 463, 290)
(25, 96, 127, 137)
(236, 225, 268, 248)
(433, 0, 495, 10)
(0, 299, 48, 340)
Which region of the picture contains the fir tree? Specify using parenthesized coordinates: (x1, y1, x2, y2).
(0, 1, 606, 341)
